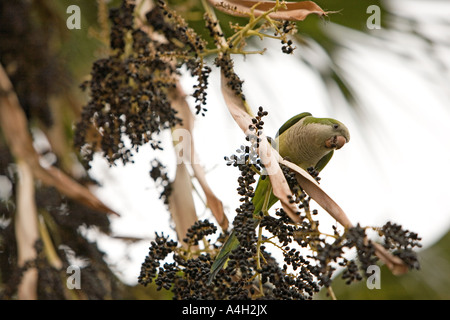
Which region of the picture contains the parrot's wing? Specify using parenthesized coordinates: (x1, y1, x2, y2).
(275, 112, 312, 138)
(208, 176, 278, 284)
(315, 150, 334, 172)
(252, 176, 278, 216)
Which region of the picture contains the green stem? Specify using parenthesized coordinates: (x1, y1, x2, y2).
(38, 212, 63, 270)
(256, 224, 264, 294)
(229, 0, 285, 49)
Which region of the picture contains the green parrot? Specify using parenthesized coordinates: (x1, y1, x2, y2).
(207, 112, 350, 284)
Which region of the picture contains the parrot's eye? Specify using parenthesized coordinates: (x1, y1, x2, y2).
(333, 124, 339, 129)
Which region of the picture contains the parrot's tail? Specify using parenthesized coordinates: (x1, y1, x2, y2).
(207, 231, 239, 285)
(207, 176, 276, 285)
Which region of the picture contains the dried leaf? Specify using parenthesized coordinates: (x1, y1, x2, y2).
(207, 0, 329, 21)
(169, 84, 229, 231)
(168, 162, 198, 247)
(0, 63, 118, 216)
(372, 242, 408, 275)
(34, 166, 119, 215)
(279, 158, 353, 228)
(192, 161, 229, 230)
(15, 161, 39, 300)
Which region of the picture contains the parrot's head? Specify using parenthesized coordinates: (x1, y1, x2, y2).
(304, 116, 350, 151)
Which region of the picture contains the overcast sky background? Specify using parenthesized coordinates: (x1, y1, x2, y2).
(87, 0, 450, 284)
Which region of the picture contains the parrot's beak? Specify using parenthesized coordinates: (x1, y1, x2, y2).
(326, 135, 347, 150)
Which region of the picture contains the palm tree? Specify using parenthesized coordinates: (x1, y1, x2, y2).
(1, 0, 448, 299)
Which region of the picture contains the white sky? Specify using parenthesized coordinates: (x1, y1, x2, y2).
(88, 1, 450, 284)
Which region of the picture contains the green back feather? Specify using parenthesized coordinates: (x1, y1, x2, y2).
(302, 116, 344, 127)
(275, 112, 312, 138)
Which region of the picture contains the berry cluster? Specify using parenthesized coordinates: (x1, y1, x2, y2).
(186, 59, 211, 116)
(215, 53, 246, 100)
(275, 21, 297, 54)
(74, 0, 212, 167)
(204, 12, 225, 47)
(307, 166, 321, 182)
(138, 221, 225, 299)
(281, 39, 295, 54)
(248, 107, 269, 146)
(230, 160, 258, 255)
(183, 219, 218, 246)
(149, 159, 173, 205)
(380, 222, 421, 270)
(148, 1, 211, 116)
(138, 232, 178, 288)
